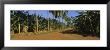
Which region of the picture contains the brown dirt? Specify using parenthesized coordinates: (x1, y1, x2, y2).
(11, 31, 100, 40)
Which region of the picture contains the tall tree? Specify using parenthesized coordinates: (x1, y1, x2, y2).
(74, 10, 100, 36)
(49, 10, 68, 30)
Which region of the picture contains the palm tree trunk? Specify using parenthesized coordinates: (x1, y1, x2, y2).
(18, 16, 20, 34)
(48, 18, 49, 31)
(18, 17, 20, 34)
(19, 24, 20, 34)
(36, 16, 38, 32)
(47, 11, 50, 31)
(27, 15, 28, 32)
(62, 18, 63, 30)
(59, 18, 60, 31)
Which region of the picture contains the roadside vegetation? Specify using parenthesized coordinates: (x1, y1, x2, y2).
(10, 10, 100, 40)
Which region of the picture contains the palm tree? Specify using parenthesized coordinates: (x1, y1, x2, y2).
(47, 11, 50, 31)
(11, 10, 27, 34)
(47, 18, 50, 31)
(33, 10, 39, 33)
(60, 10, 68, 30)
(18, 16, 20, 34)
(36, 14, 39, 32)
(11, 10, 17, 34)
(49, 10, 68, 30)
(49, 10, 56, 30)
(16, 11, 21, 34)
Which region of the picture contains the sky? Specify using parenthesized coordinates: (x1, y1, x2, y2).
(23, 10, 80, 23)
(27, 10, 80, 18)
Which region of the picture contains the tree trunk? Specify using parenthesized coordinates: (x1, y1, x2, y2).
(59, 18, 60, 30)
(19, 24, 20, 34)
(36, 16, 38, 32)
(18, 17, 20, 34)
(62, 18, 63, 30)
(23, 25, 28, 33)
(27, 16, 28, 32)
(48, 18, 50, 31)
(11, 30, 14, 34)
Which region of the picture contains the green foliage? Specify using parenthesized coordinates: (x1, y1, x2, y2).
(11, 10, 67, 33)
(73, 10, 100, 36)
(11, 10, 100, 37)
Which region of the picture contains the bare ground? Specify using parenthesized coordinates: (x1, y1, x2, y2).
(11, 30, 100, 40)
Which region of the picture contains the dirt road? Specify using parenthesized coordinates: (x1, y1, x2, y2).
(11, 30, 99, 40)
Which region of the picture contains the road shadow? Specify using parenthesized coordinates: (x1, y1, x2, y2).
(60, 30, 100, 37)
